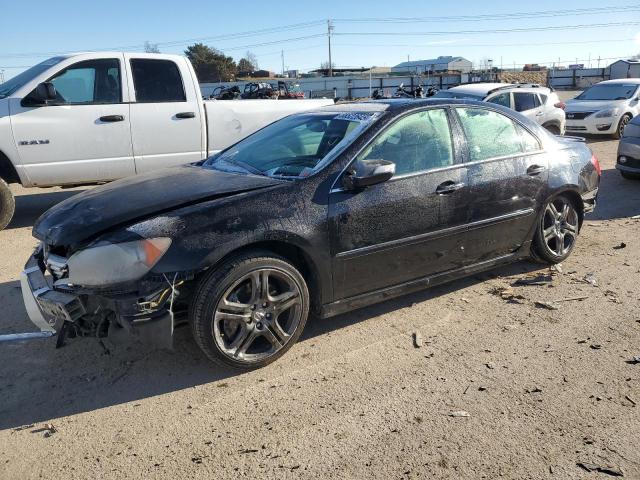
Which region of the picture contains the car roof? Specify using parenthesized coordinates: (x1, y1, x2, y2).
(446, 82, 551, 96)
(595, 79, 640, 85)
(325, 98, 495, 112)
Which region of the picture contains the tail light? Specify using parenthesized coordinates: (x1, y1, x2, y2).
(554, 101, 566, 110)
(591, 154, 601, 176)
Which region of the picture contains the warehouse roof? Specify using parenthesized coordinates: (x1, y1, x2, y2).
(393, 56, 469, 69)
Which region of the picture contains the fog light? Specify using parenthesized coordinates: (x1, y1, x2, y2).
(596, 124, 612, 131)
(619, 156, 627, 164)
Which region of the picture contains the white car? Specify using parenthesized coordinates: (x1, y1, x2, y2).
(434, 83, 566, 135)
(565, 79, 640, 139)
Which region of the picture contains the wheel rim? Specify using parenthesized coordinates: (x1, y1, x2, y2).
(620, 116, 630, 136)
(212, 268, 303, 363)
(541, 198, 579, 257)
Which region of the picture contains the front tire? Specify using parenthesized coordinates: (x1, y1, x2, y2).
(532, 194, 580, 264)
(0, 178, 15, 231)
(190, 251, 310, 369)
(613, 114, 631, 139)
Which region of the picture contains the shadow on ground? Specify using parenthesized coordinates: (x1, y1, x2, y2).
(7, 189, 85, 230)
(588, 167, 640, 220)
(0, 260, 541, 431)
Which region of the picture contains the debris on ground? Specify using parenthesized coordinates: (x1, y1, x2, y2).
(626, 356, 640, 365)
(32, 423, 57, 438)
(582, 273, 599, 287)
(534, 301, 558, 310)
(590, 344, 602, 350)
(632, 214, 640, 219)
(576, 461, 624, 477)
(624, 395, 636, 406)
(448, 411, 470, 418)
(490, 286, 525, 303)
(604, 290, 622, 304)
(525, 387, 543, 394)
(513, 273, 553, 286)
(412, 332, 423, 348)
(613, 242, 627, 250)
(485, 362, 496, 370)
(553, 296, 589, 303)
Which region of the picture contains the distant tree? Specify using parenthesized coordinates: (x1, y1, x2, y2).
(237, 58, 255, 75)
(246, 51, 259, 70)
(184, 43, 237, 82)
(144, 41, 160, 54)
(320, 61, 335, 70)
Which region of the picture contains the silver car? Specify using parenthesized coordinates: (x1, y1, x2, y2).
(434, 83, 566, 135)
(617, 114, 640, 179)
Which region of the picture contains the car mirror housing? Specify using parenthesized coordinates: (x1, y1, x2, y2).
(21, 82, 57, 107)
(343, 159, 395, 190)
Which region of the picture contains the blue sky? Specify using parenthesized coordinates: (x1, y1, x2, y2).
(1, 0, 639, 81)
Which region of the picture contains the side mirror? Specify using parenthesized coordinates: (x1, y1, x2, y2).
(22, 82, 57, 106)
(343, 159, 395, 190)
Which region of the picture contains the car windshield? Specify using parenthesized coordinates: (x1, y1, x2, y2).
(433, 90, 484, 101)
(204, 111, 378, 178)
(576, 84, 639, 100)
(0, 56, 65, 98)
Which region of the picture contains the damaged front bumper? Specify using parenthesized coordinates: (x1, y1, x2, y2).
(21, 246, 178, 348)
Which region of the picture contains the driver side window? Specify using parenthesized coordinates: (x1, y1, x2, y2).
(48, 59, 121, 104)
(359, 109, 454, 176)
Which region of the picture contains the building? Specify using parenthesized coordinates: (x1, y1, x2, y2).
(391, 56, 472, 74)
(609, 59, 640, 79)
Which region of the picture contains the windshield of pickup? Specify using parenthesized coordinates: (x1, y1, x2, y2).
(0, 56, 65, 98)
(575, 84, 639, 101)
(433, 90, 484, 101)
(204, 112, 377, 178)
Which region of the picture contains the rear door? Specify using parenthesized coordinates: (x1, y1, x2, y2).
(329, 107, 471, 299)
(10, 55, 135, 186)
(125, 55, 205, 173)
(453, 106, 548, 263)
(513, 92, 543, 125)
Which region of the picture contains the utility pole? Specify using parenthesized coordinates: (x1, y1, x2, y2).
(281, 50, 285, 77)
(327, 19, 333, 77)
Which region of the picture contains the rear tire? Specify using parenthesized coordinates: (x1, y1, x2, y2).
(531, 194, 580, 264)
(190, 251, 310, 369)
(613, 114, 631, 140)
(0, 178, 15, 231)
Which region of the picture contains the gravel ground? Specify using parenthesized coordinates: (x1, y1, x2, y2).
(1, 103, 639, 478)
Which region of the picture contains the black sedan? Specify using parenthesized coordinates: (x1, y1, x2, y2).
(21, 99, 600, 369)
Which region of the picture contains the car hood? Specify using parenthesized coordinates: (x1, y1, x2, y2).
(33, 165, 282, 246)
(564, 99, 627, 112)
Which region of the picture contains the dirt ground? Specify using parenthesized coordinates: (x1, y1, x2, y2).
(1, 102, 640, 479)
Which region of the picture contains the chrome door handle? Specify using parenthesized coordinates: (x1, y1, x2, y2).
(176, 112, 195, 119)
(527, 164, 546, 176)
(436, 181, 465, 194)
(99, 115, 125, 122)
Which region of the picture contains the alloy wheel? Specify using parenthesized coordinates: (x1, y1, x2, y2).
(212, 268, 303, 363)
(619, 115, 630, 137)
(541, 198, 579, 257)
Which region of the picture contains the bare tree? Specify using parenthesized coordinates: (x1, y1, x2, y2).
(144, 41, 160, 54)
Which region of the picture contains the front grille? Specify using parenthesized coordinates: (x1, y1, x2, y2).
(566, 125, 587, 131)
(566, 111, 594, 120)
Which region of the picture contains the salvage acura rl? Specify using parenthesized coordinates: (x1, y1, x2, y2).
(21, 99, 600, 368)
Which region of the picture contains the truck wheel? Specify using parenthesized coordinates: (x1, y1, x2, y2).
(531, 194, 580, 264)
(613, 114, 631, 140)
(0, 178, 15, 230)
(190, 251, 310, 369)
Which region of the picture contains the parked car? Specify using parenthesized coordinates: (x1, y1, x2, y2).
(565, 79, 640, 139)
(616, 114, 640, 179)
(434, 83, 566, 135)
(0, 52, 332, 230)
(21, 99, 600, 369)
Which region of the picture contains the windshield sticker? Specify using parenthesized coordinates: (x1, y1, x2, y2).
(334, 112, 375, 122)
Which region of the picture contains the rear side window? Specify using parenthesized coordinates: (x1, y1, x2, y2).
(131, 59, 186, 103)
(539, 93, 548, 104)
(48, 58, 121, 104)
(359, 109, 454, 175)
(513, 92, 540, 112)
(456, 108, 524, 161)
(487, 92, 510, 108)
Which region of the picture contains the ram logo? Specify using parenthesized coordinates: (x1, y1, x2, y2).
(18, 139, 50, 146)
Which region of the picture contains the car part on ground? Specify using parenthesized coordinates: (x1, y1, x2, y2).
(19, 98, 600, 368)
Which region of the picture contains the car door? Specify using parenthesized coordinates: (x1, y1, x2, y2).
(125, 55, 205, 173)
(453, 106, 548, 264)
(9, 56, 135, 186)
(329, 107, 471, 300)
(513, 92, 543, 125)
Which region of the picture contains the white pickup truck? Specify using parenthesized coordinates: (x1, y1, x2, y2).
(0, 52, 333, 229)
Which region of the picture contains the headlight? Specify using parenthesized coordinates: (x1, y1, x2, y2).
(594, 108, 620, 118)
(66, 237, 172, 286)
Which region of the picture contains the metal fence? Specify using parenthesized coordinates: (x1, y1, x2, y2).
(548, 67, 610, 89)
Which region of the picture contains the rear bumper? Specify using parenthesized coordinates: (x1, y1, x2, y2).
(581, 188, 598, 213)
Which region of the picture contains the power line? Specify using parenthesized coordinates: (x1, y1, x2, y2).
(333, 37, 637, 49)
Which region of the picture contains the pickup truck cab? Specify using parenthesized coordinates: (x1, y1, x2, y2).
(0, 52, 332, 229)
